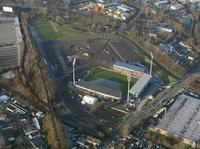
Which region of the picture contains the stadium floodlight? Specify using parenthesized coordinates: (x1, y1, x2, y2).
(127, 74, 131, 103)
(150, 52, 153, 76)
(72, 58, 76, 85)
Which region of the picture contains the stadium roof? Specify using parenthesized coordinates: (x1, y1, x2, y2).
(113, 61, 146, 73)
(156, 93, 200, 143)
(75, 80, 122, 100)
(129, 73, 151, 96)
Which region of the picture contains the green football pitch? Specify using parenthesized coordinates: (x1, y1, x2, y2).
(86, 68, 137, 93)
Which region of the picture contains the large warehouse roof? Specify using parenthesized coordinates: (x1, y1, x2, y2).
(75, 80, 122, 100)
(0, 17, 23, 68)
(129, 73, 151, 96)
(156, 93, 200, 143)
(113, 61, 146, 73)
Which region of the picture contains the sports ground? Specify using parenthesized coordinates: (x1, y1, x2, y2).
(32, 19, 92, 41)
(86, 68, 137, 93)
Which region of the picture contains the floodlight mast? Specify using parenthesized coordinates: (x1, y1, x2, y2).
(127, 74, 131, 103)
(72, 58, 76, 85)
(150, 52, 153, 76)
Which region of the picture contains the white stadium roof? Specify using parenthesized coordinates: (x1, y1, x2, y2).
(113, 61, 146, 73)
(129, 73, 151, 97)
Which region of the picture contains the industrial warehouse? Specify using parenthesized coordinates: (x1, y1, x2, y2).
(0, 17, 23, 68)
(155, 93, 200, 147)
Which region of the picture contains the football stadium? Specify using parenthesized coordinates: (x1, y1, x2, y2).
(75, 61, 152, 101)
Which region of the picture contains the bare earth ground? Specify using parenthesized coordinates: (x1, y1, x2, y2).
(42, 38, 117, 79)
(110, 36, 145, 63)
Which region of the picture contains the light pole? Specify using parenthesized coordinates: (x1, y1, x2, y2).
(72, 58, 76, 85)
(127, 74, 131, 103)
(150, 52, 153, 76)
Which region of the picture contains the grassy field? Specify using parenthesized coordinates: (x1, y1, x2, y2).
(32, 19, 92, 41)
(86, 68, 137, 93)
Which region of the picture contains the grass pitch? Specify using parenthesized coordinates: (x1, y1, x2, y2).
(32, 19, 92, 41)
(86, 68, 137, 93)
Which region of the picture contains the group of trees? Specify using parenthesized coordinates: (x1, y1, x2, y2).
(43, 114, 69, 149)
(146, 130, 183, 148)
(20, 13, 69, 149)
(186, 73, 200, 94)
(121, 124, 130, 138)
(150, 46, 186, 78)
(126, 33, 186, 79)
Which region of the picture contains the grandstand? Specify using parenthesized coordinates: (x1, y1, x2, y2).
(75, 80, 122, 101)
(0, 17, 23, 68)
(129, 73, 151, 97)
(155, 93, 200, 146)
(75, 62, 151, 102)
(112, 61, 146, 78)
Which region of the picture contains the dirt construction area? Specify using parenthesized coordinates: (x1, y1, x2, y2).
(42, 38, 118, 81)
(110, 36, 145, 63)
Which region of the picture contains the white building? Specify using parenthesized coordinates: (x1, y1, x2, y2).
(190, 0, 200, 3)
(170, 3, 184, 10)
(0, 17, 23, 68)
(156, 26, 173, 33)
(0, 95, 10, 103)
(154, 0, 169, 7)
(81, 95, 97, 105)
(129, 73, 152, 98)
(2, 6, 13, 13)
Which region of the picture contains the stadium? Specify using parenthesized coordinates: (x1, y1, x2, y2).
(75, 61, 152, 102)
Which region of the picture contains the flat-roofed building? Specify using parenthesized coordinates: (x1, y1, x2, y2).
(75, 80, 122, 101)
(81, 95, 97, 105)
(154, 0, 169, 7)
(112, 61, 146, 78)
(0, 17, 23, 68)
(2, 6, 13, 13)
(155, 93, 200, 147)
(170, 3, 184, 10)
(129, 73, 151, 97)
